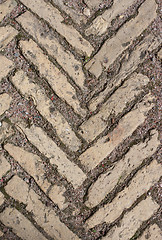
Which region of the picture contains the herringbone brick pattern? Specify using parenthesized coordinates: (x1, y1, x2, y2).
(0, 0, 161, 239)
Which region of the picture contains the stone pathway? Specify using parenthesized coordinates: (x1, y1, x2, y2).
(0, 0, 161, 239)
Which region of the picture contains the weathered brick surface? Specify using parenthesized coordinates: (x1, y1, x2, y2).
(86, 0, 158, 77)
(0, 0, 161, 239)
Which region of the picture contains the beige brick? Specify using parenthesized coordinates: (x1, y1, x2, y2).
(48, 185, 68, 210)
(0, 0, 17, 22)
(18, 124, 86, 188)
(20, 0, 93, 56)
(79, 94, 154, 171)
(85, 0, 135, 36)
(86, 160, 162, 228)
(0, 26, 18, 50)
(0, 207, 47, 240)
(102, 197, 159, 240)
(19, 39, 86, 117)
(0, 93, 12, 115)
(80, 73, 149, 142)
(4, 144, 51, 192)
(12, 70, 81, 151)
(89, 33, 161, 111)
(0, 154, 10, 178)
(0, 55, 13, 82)
(139, 224, 162, 240)
(0, 121, 15, 144)
(0, 192, 4, 206)
(17, 12, 87, 91)
(85, 129, 160, 208)
(158, 48, 162, 59)
(86, 0, 158, 77)
(5, 176, 81, 240)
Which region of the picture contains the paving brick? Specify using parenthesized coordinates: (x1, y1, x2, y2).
(138, 224, 162, 240)
(0, 93, 12, 115)
(4, 144, 51, 193)
(0, 121, 14, 144)
(20, 39, 86, 117)
(89, 33, 161, 111)
(0, 55, 14, 82)
(48, 185, 68, 210)
(0, 207, 47, 240)
(17, 124, 86, 188)
(101, 197, 159, 240)
(0, 154, 10, 179)
(12, 70, 81, 151)
(20, 0, 93, 56)
(85, 129, 160, 208)
(79, 73, 149, 142)
(86, 0, 158, 77)
(5, 176, 81, 240)
(0, 0, 17, 22)
(0, 192, 4, 206)
(86, 160, 162, 228)
(17, 11, 87, 91)
(0, 26, 18, 50)
(79, 94, 154, 171)
(85, 0, 135, 36)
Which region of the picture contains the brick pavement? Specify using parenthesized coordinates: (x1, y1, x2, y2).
(0, 0, 161, 239)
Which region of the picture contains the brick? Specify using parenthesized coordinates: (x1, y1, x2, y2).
(138, 224, 162, 240)
(0, 154, 10, 178)
(79, 94, 154, 170)
(89, 33, 161, 111)
(19, 0, 94, 56)
(86, 160, 162, 228)
(48, 185, 68, 210)
(0, 207, 47, 240)
(0, 121, 15, 144)
(0, 93, 12, 115)
(79, 73, 149, 142)
(0, 55, 14, 82)
(5, 176, 81, 240)
(0, 192, 4, 206)
(101, 197, 159, 240)
(12, 70, 81, 151)
(0, 0, 17, 22)
(17, 12, 87, 90)
(85, 0, 135, 36)
(17, 124, 86, 188)
(20, 39, 86, 117)
(0, 26, 18, 50)
(86, 0, 158, 77)
(85, 129, 160, 208)
(4, 144, 51, 193)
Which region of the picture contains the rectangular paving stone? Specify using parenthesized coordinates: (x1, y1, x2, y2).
(0, 55, 14, 82)
(79, 94, 154, 171)
(0, 93, 12, 115)
(12, 70, 81, 151)
(17, 124, 86, 188)
(17, 11, 87, 91)
(101, 197, 159, 240)
(0, 207, 47, 240)
(48, 185, 68, 210)
(4, 144, 51, 193)
(0, 26, 18, 50)
(85, 0, 135, 36)
(20, 0, 94, 55)
(19, 39, 86, 117)
(79, 73, 149, 142)
(5, 176, 81, 240)
(0, 0, 17, 22)
(85, 129, 160, 208)
(86, 0, 158, 77)
(0, 121, 15, 144)
(86, 160, 162, 228)
(138, 224, 162, 240)
(89, 33, 161, 111)
(0, 154, 10, 179)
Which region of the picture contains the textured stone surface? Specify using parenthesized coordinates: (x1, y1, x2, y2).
(0, 26, 18, 50)
(0, 0, 17, 22)
(0, 154, 10, 179)
(0, 55, 13, 82)
(138, 224, 162, 240)
(0, 93, 12, 115)
(0, 192, 4, 206)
